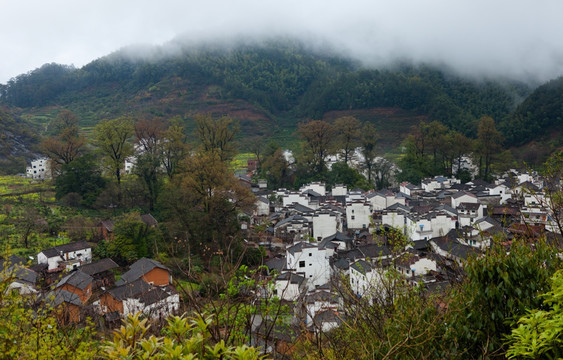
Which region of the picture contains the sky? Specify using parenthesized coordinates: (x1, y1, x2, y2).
(2, 0, 563, 84)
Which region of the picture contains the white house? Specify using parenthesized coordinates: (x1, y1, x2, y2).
(346, 201, 372, 230)
(283, 192, 313, 209)
(26, 158, 51, 180)
(400, 182, 420, 197)
(406, 213, 456, 241)
(331, 184, 348, 196)
(349, 260, 388, 299)
(255, 196, 270, 217)
(312, 211, 339, 241)
(457, 202, 484, 227)
(123, 286, 180, 319)
(273, 272, 306, 301)
(300, 182, 326, 197)
(395, 252, 437, 278)
(305, 290, 338, 325)
(451, 191, 479, 208)
(488, 183, 511, 204)
(286, 241, 332, 290)
(37, 241, 92, 271)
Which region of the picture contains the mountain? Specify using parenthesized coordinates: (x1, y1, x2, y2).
(0, 108, 40, 174)
(0, 37, 555, 161)
(501, 76, 563, 146)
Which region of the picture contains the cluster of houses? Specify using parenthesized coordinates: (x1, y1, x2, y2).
(1, 239, 179, 325)
(243, 169, 561, 352)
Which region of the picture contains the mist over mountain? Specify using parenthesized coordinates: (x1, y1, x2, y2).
(0, 36, 561, 172)
(3, 1, 563, 85)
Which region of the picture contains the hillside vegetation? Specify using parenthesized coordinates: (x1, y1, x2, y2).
(0, 40, 532, 133)
(1, 38, 562, 171)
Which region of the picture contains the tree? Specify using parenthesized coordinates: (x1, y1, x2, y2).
(102, 313, 264, 359)
(446, 238, 561, 358)
(476, 116, 503, 182)
(134, 117, 164, 155)
(160, 152, 255, 260)
(55, 154, 106, 207)
(161, 116, 189, 178)
(133, 118, 166, 211)
(423, 121, 448, 173)
(360, 122, 378, 185)
(94, 116, 134, 202)
(41, 110, 85, 169)
(506, 269, 563, 359)
(333, 116, 361, 165)
(327, 162, 370, 190)
(260, 147, 292, 190)
(298, 120, 334, 175)
(446, 130, 474, 177)
(195, 114, 239, 162)
(371, 157, 395, 190)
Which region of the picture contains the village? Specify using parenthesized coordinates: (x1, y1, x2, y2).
(3, 148, 562, 356)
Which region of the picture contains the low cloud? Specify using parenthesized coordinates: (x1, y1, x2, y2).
(2, 0, 563, 84)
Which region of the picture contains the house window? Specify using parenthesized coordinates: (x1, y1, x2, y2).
(309, 253, 312, 256)
(273, 289, 278, 296)
(351, 216, 355, 220)
(299, 261, 305, 268)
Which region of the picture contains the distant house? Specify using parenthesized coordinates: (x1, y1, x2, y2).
(37, 241, 92, 272)
(99, 219, 115, 240)
(140, 214, 158, 228)
(26, 158, 51, 180)
(79, 258, 119, 290)
(55, 271, 93, 304)
(116, 258, 171, 287)
(0, 256, 38, 295)
(346, 201, 372, 230)
(349, 259, 387, 299)
(286, 241, 332, 290)
(46, 290, 82, 324)
(99, 278, 179, 319)
(273, 272, 306, 301)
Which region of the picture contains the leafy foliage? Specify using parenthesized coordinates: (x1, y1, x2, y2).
(103, 312, 265, 359)
(446, 239, 561, 358)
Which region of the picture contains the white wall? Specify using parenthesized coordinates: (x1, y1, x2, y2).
(274, 279, 302, 301)
(300, 182, 326, 196)
(346, 202, 372, 230)
(286, 244, 331, 290)
(312, 212, 338, 241)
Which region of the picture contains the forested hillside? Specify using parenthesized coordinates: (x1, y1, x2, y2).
(501, 76, 563, 146)
(0, 109, 40, 174)
(0, 39, 536, 144)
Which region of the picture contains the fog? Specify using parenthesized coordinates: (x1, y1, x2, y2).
(2, 0, 563, 84)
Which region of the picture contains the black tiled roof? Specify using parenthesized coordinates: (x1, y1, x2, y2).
(56, 271, 93, 290)
(40, 241, 90, 258)
(80, 258, 119, 276)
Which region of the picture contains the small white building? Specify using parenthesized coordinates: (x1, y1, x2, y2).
(37, 241, 92, 271)
(273, 272, 306, 301)
(255, 196, 270, 217)
(451, 191, 479, 208)
(300, 182, 326, 197)
(346, 201, 372, 230)
(312, 211, 340, 241)
(286, 241, 332, 290)
(26, 158, 51, 180)
(331, 184, 348, 196)
(349, 260, 388, 299)
(283, 192, 312, 209)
